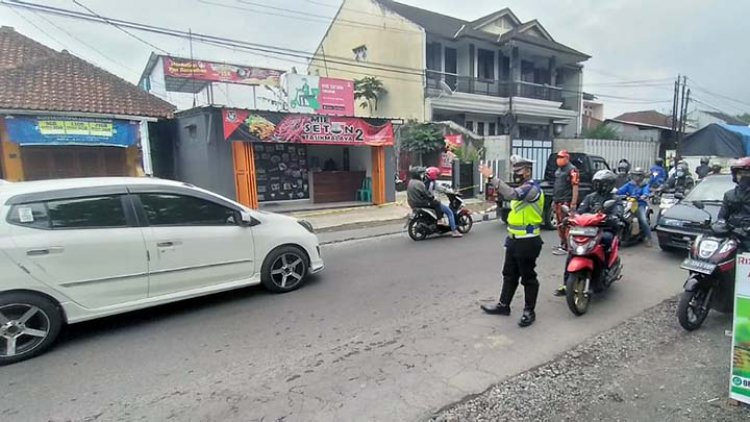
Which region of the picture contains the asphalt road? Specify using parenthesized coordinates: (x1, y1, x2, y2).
(0, 222, 686, 421)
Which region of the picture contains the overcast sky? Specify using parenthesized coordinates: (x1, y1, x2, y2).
(1, 0, 748, 118)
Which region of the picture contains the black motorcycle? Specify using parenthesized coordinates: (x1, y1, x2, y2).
(407, 191, 473, 241)
(677, 202, 742, 331)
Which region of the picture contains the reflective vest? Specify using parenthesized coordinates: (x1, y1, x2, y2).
(507, 181, 544, 238)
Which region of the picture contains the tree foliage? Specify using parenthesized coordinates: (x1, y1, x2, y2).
(354, 76, 387, 113)
(582, 124, 619, 140)
(400, 123, 444, 155)
(736, 113, 750, 124)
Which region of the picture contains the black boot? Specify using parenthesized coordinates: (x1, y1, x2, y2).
(518, 310, 536, 327)
(481, 303, 511, 315)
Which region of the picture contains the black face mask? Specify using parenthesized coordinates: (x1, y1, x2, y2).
(740, 177, 750, 189)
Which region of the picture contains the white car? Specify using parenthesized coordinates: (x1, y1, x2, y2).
(0, 177, 323, 364)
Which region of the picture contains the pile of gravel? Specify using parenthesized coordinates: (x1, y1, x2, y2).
(431, 298, 750, 422)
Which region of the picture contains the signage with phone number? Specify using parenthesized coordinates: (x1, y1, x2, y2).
(5, 115, 137, 147)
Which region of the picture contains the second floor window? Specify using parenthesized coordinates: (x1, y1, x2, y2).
(477, 49, 494, 80)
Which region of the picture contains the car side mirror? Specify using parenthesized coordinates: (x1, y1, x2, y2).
(693, 201, 705, 210)
(240, 211, 258, 226)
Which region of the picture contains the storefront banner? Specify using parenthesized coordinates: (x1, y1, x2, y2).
(4, 115, 137, 147)
(286, 74, 354, 116)
(163, 57, 283, 87)
(444, 134, 464, 150)
(222, 109, 393, 147)
(731, 253, 750, 404)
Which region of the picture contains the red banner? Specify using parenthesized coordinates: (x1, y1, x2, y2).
(222, 109, 393, 146)
(163, 57, 283, 87)
(444, 134, 464, 149)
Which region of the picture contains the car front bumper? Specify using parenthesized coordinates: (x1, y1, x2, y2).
(655, 226, 701, 250)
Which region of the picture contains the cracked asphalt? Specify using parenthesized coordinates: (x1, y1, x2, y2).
(0, 222, 685, 421)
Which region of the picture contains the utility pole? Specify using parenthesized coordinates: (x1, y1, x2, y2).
(676, 75, 687, 157)
(681, 88, 691, 136)
(671, 75, 679, 145)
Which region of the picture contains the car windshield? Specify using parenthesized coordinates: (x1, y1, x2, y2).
(685, 175, 733, 202)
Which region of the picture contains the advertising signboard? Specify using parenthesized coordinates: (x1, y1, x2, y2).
(163, 57, 283, 87)
(222, 109, 393, 147)
(731, 253, 750, 405)
(286, 74, 354, 116)
(4, 115, 137, 147)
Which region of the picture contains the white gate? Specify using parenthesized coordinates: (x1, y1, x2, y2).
(511, 139, 553, 181)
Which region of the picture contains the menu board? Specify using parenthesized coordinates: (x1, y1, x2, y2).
(254, 143, 309, 202)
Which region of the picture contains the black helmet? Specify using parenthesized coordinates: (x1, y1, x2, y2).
(409, 166, 426, 180)
(617, 162, 629, 174)
(701, 157, 710, 165)
(592, 169, 616, 194)
(655, 157, 664, 166)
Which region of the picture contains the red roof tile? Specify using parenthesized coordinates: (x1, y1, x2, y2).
(612, 110, 672, 129)
(0, 27, 174, 118)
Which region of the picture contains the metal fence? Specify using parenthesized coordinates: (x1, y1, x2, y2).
(553, 138, 658, 170)
(511, 139, 553, 181)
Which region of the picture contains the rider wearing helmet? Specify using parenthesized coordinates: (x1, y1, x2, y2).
(615, 160, 631, 188)
(554, 170, 624, 296)
(695, 157, 711, 180)
(423, 166, 462, 238)
(715, 157, 750, 235)
(617, 167, 653, 247)
(649, 157, 667, 189)
(663, 160, 695, 194)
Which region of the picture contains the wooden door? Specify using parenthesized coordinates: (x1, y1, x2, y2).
(21, 146, 127, 180)
(371, 146, 386, 205)
(231, 141, 258, 209)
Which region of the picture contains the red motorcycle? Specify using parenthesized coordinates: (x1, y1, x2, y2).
(563, 203, 624, 316)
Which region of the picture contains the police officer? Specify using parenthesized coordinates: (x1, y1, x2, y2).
(479, 155, 544, 327)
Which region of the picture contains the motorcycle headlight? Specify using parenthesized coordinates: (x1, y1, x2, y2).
(698, 239, 719, 259)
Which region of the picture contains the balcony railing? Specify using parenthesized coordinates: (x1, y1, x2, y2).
(426, 70, 562, 102)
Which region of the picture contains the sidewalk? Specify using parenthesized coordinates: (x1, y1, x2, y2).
(432, 298, 750, 421)
(289, 192, 496, 232)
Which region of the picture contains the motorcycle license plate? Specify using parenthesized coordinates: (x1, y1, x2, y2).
(569, 226, 598, 236)
(680, 258, 716, 275)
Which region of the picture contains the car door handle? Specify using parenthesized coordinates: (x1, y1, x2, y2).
(27, 247, 63, 256)
(156, 241, 175, 248)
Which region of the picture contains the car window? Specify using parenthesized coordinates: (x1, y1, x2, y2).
(685, 176, 733, 202)
(8, 202, 50, 229)
(47, 195, 128, 229)
(592, 159, 609, 171)
(139, 193, 238, 226)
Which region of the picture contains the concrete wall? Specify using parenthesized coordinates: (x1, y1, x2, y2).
(173, 109, 236, 199)
(604, 121, 662, 142)
(560, 66, 583, 138)
(309, 0, 426, 121)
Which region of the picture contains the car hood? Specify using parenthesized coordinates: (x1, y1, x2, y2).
(661, 201, 722, 223)
(255, 210, 299, 224)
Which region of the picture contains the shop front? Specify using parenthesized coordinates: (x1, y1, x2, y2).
(0, 114, 146, 181)
(169, 107, 396, 210)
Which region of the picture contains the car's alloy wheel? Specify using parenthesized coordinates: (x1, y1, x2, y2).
(261, 246, 309, 293)
(0, 293, 62, 365)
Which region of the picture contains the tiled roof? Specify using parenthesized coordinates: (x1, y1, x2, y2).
(612, 110, 673, 129)
(0, 26, 175, 118)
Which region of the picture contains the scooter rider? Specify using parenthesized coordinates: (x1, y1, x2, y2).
(649, 158, 667, 189)
(407, 166, 438, 215)
(663, 161, 695, 194)
(554, 169, 623, 296)
(615, 161, 630, 189)
(423, 166, 462, 238)
(696, 157, 711, 180)
(715, 157, 750, 240)
(479, 155, 544, 327)
(617, 167, 653, 247)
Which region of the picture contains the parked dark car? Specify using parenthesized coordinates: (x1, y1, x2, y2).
(655, 174, 733, 251)
(497, 152, 610, 228)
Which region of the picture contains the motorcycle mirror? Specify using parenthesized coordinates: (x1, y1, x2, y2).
(693, 201, 705, 210)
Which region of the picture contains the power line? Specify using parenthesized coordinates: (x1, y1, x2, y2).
(8, 6, 66, 49)
(71, 0, 170, 54)
(687, 77, 750, 110)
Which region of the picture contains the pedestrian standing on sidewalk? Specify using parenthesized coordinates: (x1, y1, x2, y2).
(552, 150, 579, 255)
(479, 155, 544, 327)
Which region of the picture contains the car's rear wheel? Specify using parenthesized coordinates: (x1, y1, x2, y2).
(542, 203, 555, 230)
(261, 246, 309, 293)
(0, 292, 62, 365)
